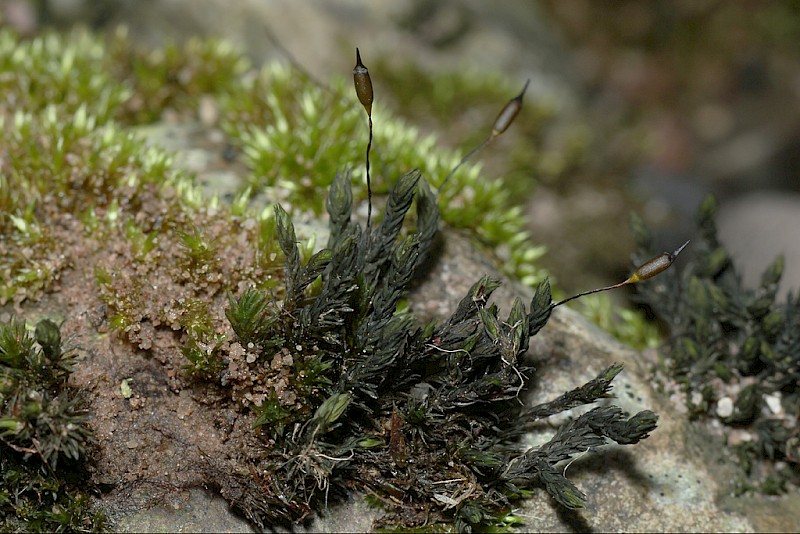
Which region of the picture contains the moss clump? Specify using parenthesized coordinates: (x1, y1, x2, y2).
(217, 170, 658, 530)
(0, 26, 663, 531)
(632, 196, 800, 494)
(0, 318, 103, 531)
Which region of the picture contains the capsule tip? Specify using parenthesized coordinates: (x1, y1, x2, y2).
(671, 240, 691, 260)
(517, 79, 530, 101)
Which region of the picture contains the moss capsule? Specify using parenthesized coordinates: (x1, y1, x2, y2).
(626, 240, 690, 284)
(353, 47, 375, 229)
(492, 79, 529, 137)
(439, 79, 529, 195)
(353, 48, 373, 117)
(552, 240, 690, 308)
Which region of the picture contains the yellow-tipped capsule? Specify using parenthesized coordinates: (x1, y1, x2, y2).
(551, 240, 690, 309)
(492, 79, 529, 137)
(353, 48, 373, 117)
(625, 240, 690, 284)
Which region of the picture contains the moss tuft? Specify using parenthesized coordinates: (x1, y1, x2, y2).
(214, 171, 658, 530)
(632, 196, 800, 494)
(0, 318, 103, 531)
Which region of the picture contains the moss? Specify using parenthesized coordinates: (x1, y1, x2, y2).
(215, 171, 659, 530)
(632, 196, 800, 494)
(0, 318, 104, 531)
(576, 294, 661, 350)
(219, 61, 549, 287)
(0, 26, 668, 531)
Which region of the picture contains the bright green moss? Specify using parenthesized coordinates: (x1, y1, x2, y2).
(106, 28, 250, 124)
(0, 29, 129, 123)
(1, 27, 549, 306)
(0, 23, 576, 412)
(576, 294, 661, 350)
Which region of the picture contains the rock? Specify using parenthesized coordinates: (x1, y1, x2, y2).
(113, 489, 254, 533)
(716, 191, 800, 298)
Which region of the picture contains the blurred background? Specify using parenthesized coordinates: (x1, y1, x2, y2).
(3, 0, 800, 298)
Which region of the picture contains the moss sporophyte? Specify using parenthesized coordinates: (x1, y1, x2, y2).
(0, 28, 691, 531)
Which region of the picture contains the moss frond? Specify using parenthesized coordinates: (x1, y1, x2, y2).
(0, 317, 102, 530)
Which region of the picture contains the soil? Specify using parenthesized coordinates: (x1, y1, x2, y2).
(0, 121, 285, 527)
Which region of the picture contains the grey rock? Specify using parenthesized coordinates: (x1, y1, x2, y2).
(717, 191, 800, 298)
(113, 489, 254, 533)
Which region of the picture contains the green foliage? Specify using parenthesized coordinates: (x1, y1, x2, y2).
(0, 318, 102, 531)
(178, 227, 218, 269)
(223, 173, 657, 530)
(0, 28, 249, 305)
(225, 288, 276, 350)
(0, 455, 105, 532)
(107, 29, 249, 124)
(0, 106, 188, 304)
(219, 61, 548, 288)
(0, 318, 92, 468)
(578, 294, 661, 350)
(0, 29, 129, 123)
(632, 195, 800, 493)
(181, 330, 226, 380)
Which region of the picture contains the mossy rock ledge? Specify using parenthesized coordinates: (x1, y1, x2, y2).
(3, 114, 774, 532)
(1, 24, 797, 528)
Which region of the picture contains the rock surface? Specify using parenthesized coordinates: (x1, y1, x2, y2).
(716, 191, 800, 299)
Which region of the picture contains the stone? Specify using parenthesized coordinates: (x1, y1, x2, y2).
(716, 191, 800, 299)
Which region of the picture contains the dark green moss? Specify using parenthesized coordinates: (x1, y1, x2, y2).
(632, 195, 800, 494)
(218, 171, 658, 530)
(0, 318, 103, 531)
